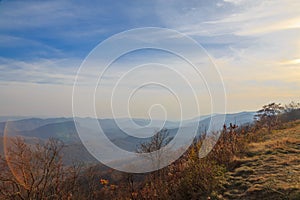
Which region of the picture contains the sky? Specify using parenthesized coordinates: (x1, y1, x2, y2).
(0, 0, 300, 120)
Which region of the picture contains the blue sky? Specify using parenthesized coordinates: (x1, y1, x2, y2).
(0, 0, 300, 118)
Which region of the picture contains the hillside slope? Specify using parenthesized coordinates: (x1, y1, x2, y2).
(224, 121, 300, 200)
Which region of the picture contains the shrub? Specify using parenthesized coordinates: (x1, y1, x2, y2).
(175, 147, 226, 200)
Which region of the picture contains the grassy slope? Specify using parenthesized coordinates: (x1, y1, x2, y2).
(223, 120, 300, 200)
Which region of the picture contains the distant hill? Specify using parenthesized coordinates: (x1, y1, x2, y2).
(19, 121, 79, 143)
(0, 116, 29, 123)
(194, 111, 255, 132)
(1, 112, 255, 143)
(62, 142, 98, 165)
(0, 112, 256, 163)
(0, 117, 71, 136)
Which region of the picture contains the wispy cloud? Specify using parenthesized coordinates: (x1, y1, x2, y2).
(154, 0, 300, 113)
(0, 0, 160, 60)
(0, 0, 299, 117)
(157, 0, 300, 36)
(207, 0, 300, 36)
(0, 57, 80, 85)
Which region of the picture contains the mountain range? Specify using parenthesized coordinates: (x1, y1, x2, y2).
(0, 111, 255, 164)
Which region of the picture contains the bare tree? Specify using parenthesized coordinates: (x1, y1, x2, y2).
(137, 129, 172, 198)
(137, 128, 172, 170)
(0, 137, 80, 200)
(282, 101, 300, 122)
(255, 102, 284, 133)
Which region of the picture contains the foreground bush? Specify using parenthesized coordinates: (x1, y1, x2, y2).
(0, 138, 81, 200)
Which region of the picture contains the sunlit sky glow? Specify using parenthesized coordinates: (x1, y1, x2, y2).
(0, 0, 299, 119)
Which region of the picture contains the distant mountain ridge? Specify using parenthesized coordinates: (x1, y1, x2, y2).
(0, 111, 255, 140)
(0, 111, 256, 164)
(0, 112, 256, 161)
(0, 117, 71, 133)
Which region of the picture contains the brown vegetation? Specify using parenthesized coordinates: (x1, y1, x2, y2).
(0, 102, 299, 199)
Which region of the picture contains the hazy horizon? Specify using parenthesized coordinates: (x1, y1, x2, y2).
(0, 110, 256, 119)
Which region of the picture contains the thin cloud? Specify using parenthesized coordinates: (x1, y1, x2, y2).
(0, 57, 79, 85)
(0, 0, 299, 117)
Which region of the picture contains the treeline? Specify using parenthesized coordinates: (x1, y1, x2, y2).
(0, 102, 299, 200)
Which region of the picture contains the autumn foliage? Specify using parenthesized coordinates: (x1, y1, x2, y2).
(0, 102, 299, 199)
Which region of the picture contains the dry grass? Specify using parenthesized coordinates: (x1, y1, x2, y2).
(223, 120, 300, 200)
